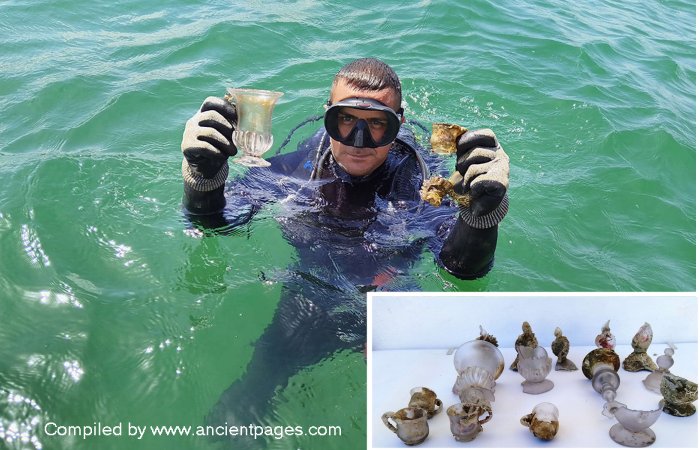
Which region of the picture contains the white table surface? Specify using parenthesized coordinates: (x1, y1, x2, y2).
(370, 343, 698, 448)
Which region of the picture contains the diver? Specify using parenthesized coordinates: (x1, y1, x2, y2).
(179, 58, 510, 440)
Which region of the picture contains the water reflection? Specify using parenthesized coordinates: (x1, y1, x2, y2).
(62, 360, 84, 382)
(0, 390, 45, 450)
(24, 289, 83, 309)
(20, 224, 51, 268)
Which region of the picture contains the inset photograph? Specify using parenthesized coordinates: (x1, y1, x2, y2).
(368, 293, 697, 448)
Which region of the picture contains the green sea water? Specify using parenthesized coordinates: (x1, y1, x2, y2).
(0, 0, 695, 449)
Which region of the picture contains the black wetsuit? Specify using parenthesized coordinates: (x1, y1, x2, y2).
(184, 126, 499, 431)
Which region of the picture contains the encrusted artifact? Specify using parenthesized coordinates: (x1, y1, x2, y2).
(582, 348, 620, 380)
(520, 402, 560, 440)
(510, 321, 538, 371)
(595, 320, 616, 350)
(419, 122, 471, 207)
(551, 327, 577, 371)
(446, 402, 492, 442)
(660, 373, 698, 417)
(419, 172, 470, 207)
(623, 322, 657, 372)
(408, 387, 443, 419)
(430, 122, 468, 154)
(476, 325, 499, 347)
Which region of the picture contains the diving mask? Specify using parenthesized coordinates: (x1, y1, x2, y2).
(324, 97, 403, 148)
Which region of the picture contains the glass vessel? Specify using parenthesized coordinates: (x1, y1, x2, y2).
(453, 340, 505, 379)
(603, 401, 662, 447)
(520, 402, 559, 440)
(450, 334, 503, 442)
(584, 347, 661, 447)
(227, 88, 283, 167)
(446, 402, 492, 442)
(643, 344, 675, 393)
(381, 407, 429, 445)
(452, 366, 496, 405)
(516, 346, 554, 394)
(408, 387, 443, 419)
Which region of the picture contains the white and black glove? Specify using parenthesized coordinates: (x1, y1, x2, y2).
(454, 128, 510, 228)
(181, 97, 237, 191)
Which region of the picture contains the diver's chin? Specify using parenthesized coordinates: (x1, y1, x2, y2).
(330, 141, 385, 176)
(338, 160, 378, 177)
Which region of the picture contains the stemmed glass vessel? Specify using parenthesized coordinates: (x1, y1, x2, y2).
(226, 88, 283, 167)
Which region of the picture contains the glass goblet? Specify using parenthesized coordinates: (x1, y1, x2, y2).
(226, 88, 283, 167)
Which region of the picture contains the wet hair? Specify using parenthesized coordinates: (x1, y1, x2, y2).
(331, 58, 402, 110)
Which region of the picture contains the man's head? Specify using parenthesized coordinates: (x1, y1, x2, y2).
(326, 58, 403, 177)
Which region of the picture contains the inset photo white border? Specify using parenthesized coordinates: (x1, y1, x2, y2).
(368, 293, 698, 449)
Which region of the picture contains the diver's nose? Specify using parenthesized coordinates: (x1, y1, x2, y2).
(352, 120, 371, 148)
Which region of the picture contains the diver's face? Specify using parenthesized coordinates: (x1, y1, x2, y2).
(329, 80, 401, 177)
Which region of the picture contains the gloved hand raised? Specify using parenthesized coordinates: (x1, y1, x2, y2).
(181, 97, 237, 190)
(453, 128, 510, 228)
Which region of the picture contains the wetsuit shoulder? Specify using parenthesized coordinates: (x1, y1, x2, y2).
(378, 126, 432, 202)
(267, 128, 328, 179)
